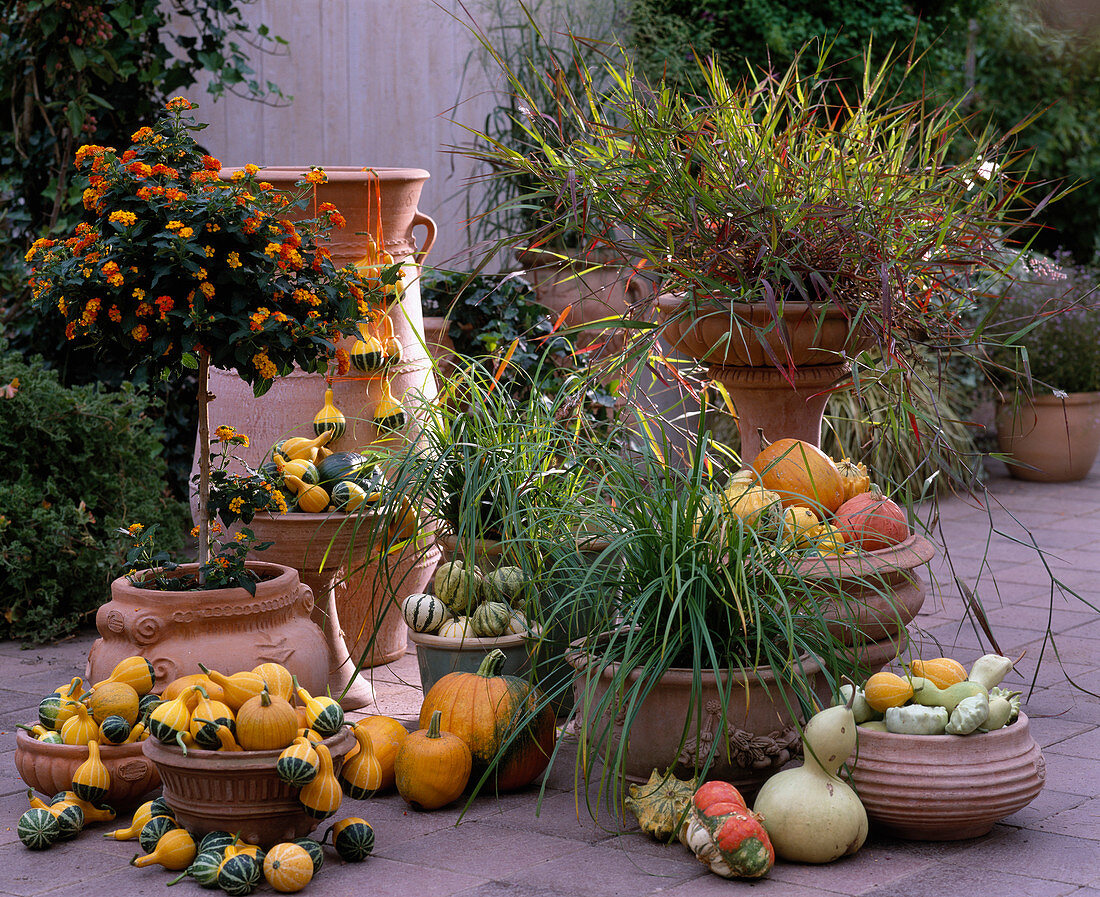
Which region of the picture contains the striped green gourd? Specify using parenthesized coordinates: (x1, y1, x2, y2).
(330, 480, 367, 512)
(218, 852, 262, 896)
(149, 796, 176, 819)
(167, 848, 225, 888)
(276, 737, 320, 787)
(294, 679, 345, 738)
(138, 815, 179, 854)
(313, 388, 346, 441)
(49, 803, 85, 841)
(471, 600, 512, 638)
(402, 592, 451, 634)
(328, 817, 375, 862)
(197, 830, 236, 855)
(99, 714, 131, 745)
(18, 808, 60, 850)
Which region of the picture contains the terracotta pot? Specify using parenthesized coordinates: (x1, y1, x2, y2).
(15, 730, 160, 807)
(846, 712, 1045, 840)
(144, 728, 354, 847)
(568, 651, 823, 797)
(995, 391, 1100, 482)
(86, 562, 329, 698)
(797, 534, 936, 643)
(658, 296, 870, 368)
(407, 628, 540, 695)
(517, 248, 649, 354)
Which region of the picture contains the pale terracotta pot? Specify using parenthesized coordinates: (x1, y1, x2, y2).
(15, 730, 160, 807)
(86, 562, 329, 698)
(569, 652, 824, 798)
(144, 728, 354, 847)
(846, 712, 1045, 840)
(995, 392, 1100, 482)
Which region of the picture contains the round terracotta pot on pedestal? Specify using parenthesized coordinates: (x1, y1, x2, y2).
(995, 391, 1100, 482)
(658, 296, 870, 460)
(247, 512, 381, 710)
(846, 713, 1045, 839)
(86, 562, 329, 697)
(568, 653, 822, 799)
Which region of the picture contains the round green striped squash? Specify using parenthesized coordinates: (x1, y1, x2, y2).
(292, 839, 324, 874)
(471, 601, 512, 638)
(18, 808, 60, 850)
(138, 815, 179, 854)
(315, 451, 369, 486)
(168, 848, 224, 889)
(149, 796, 175, 819)
(330, 818, 375, 863)
(402, 592, 451, 634)
(218, 854, 262, 896)
(331, 480, 367, 512)
(276, 740, 320, 787)
(50, 804, 84, 841)
(99, 714, 131, 745)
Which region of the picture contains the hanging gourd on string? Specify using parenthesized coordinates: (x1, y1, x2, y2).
(373, 378, 407, 431)
(350, 318, 386, 373)
(312, 385, 346, 442)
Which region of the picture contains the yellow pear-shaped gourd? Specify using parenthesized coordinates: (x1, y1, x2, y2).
(298, 743, 343, 820)
(253, 663, 295, 703)
(54, 676, 86, 701)
(339, 726, 383, 799)
(93, 656, 156, 696)
(72, 739, 111, 804)
(104, 798, 158, 840)
(131, 827, 197, 870)
(60, 700, 99, 745)
(148, 688, 198, 752)
(279, 430, 333, 463)
(752, 692, 868, 863)
(286, 476, 330, 513)
(161, 673, 224, 703)
(313, 387, 346, 441)
(372, 378, 406, 431)
(197, 665, 266, 712)
(351, 320, 386, 373)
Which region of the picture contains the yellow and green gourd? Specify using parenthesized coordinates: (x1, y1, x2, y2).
(72, 739, 110, 803)
(339, 726, 383, 799)
(60, 700, 99, 745)
(292, 838, 323, 873)
(93, 655, 156, 696)
(350, 320, 386, 373)
(218, 844, 264, 896)
(48, 790, 116, 823)
(372, 378, 406, 430)
(326, 817, 375, 862)
(98, 714, 132, 745)
(104, 798, 158, 840)
(331, 479, 367, 512)
(298, 743, 343, 820)
(138, 814, 180, 854)
(47, 802, 85, 842)
(252, 663, 295, 703)
(294, 678, 345, 738)
(277, 736, 321, 787)
(313, 387, 346, 441)
(86, 680, 141, 726)
(197, 666, 266, 713)
(148, 688, 197, 752)
(131, 827, 197, 871)
(167, 848, 226, 888)
(624, 769, 697, 842)
(283, 475, 330, 513)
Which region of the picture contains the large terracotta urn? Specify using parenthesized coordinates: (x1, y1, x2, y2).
(86, 562, 330, 696)
(995, 391, 1100, 482)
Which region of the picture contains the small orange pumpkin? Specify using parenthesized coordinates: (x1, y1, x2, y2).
(235, 685, 298, 751)
(394, 710, 471, 811)
(418, 649, 555, 791)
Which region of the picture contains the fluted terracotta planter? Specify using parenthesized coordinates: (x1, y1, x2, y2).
(846, 713, 1045, 840)
(144, 728, 354, 847)
(16, 731, 160, 806)
(995, 391, 1100, 482)
(569, 651, 823, 798)
(86, 562, 329, 697)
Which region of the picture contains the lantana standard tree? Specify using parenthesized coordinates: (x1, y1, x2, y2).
(28, 97, 389, 579)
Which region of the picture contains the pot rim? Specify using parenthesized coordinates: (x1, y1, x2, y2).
(406, 624, 543, 651)
(219, 166, 430, 182)
(15, 729, 147, 757)
(796, 533, 937, 578)
(142, 727, 353, 770)
(853, 711, 1032, 746)
(109, 560, 298, 594)
(656, 293, 858, 322)
(997, 391, 1100, 408)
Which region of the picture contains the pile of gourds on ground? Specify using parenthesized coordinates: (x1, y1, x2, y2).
(846, 653, 1020, 736)
(401, 560, 533, 640)
(625, 690, 871, 879)
(703, 437, 910, 557)
(261, 435, 419, 543)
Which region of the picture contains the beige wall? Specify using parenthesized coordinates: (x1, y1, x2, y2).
(182, 0, 495, 271)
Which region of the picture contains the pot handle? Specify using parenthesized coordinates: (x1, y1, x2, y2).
(297, 582, 315, 614)
(411, 211, 437, 267)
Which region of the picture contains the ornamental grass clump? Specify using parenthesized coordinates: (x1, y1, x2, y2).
(26, 97, 394, 578)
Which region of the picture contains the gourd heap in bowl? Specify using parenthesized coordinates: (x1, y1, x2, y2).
(707, 438, 912, 559)
(401, 560, 534, 639)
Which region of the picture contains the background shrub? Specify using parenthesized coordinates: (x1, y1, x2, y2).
(0, 349, 189, 643)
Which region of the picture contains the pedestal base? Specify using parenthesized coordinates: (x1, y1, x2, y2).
(304, 572, 377, 711)
(707, 362, 851, 459)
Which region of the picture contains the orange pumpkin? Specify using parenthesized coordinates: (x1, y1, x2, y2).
(418, 649, 555, 791)
(751, 438, 845, 515)
(352, 716, 408, 792)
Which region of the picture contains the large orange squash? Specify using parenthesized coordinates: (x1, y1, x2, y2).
(352, 716, 408, 792)
(751, 438, 845, 515)
(418, 649, 555, 791)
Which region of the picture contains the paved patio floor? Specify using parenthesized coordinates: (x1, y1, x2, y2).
(1, 459, 1098, 896)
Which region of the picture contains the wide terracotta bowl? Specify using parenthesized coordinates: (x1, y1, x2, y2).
(845, 712, 1045, 840)
(15, 730, 160, 806)
(143, 728, 354, 847)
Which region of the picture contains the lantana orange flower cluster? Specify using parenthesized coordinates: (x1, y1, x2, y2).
(27, 98, 394, 388)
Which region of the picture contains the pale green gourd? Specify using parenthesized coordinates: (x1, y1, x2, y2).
(751, 691, 868, 863)
(837, 684, 878, 724)
(968, 654, 1013, 690)
(909, 677, 988, 714)
(946, 693, 990, 735)
(884, 705, 949, 735)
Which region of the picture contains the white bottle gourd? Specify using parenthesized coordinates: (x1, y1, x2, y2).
(752, 689, 869, 863)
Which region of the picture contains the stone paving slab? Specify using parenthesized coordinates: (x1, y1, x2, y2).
(1, 462, 1099, 896)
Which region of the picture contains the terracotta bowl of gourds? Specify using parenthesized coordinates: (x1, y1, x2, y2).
(15, 730, 161, 806)
(844, 712, 1045, 840)
(142, 728, 354, 847)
